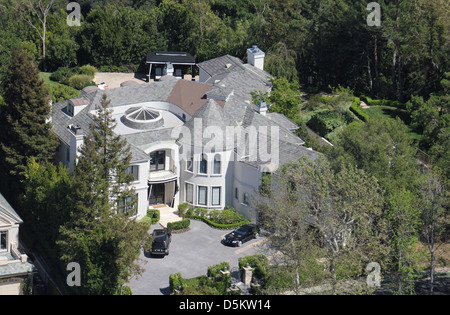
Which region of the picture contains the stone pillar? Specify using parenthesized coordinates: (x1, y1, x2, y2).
(242, 265, 254, 286)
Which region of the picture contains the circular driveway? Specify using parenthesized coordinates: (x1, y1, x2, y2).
(127, 220, 266, 295)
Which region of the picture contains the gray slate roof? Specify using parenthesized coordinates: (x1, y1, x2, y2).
(0, 193, 23, 224)
(52, 54, 318, 169)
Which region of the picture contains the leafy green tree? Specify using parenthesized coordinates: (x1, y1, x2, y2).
(418, 168, 449, 294)
(257, 156, 389, 294)
(331, 117, 420, 194)
(0, 46, 58, 179)
(252, 77, 302, 121)
(386, 189, 424, 294)
(264, 41, 298, 82)
(80, 4, 162, 69)
(57, 94, 150, 294)
(21, 158, 72, 260)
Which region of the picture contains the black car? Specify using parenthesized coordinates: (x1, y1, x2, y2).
(222, 224, 260, 247)
(151, 229, 171, 256)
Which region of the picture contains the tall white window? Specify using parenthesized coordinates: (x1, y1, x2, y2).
(199, 154, 207, 174)
(150, 151, 165, 172)
(212, 187, 221, 206)
(213, 154, 221, 174)
(126, 165, 139, 181)
(185, 183, 193, 203)
(117, 194, 138, 216)
(198, 186, 207, 206)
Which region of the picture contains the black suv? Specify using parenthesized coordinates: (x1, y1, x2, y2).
(222, 224, 260, 247)
(151, 229, 171, 256)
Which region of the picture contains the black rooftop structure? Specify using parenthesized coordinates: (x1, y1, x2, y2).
(146, 51, 195, 65)
(146, 51, 196, 82)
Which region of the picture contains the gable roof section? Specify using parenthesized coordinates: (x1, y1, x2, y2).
(0, 193, 23, 226)
(197, 55, 244, 77)
(179, 99, 239, 150)
(166, 80, 212, 116)
(203, 61, 273, 104)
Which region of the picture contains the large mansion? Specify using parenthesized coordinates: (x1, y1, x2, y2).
(51, 47, 319, 222)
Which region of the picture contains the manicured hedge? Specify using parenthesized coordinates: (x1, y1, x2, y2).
(360, 95, 405, 109)
(307, 109, 356, 137)
(167, 219, 190, 231)
(182, 205, 250, 229)
(349, 97, 369, 122)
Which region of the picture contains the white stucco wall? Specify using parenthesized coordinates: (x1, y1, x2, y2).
(179, 150, 233, 209)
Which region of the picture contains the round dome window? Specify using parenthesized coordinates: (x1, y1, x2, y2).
(121, 106, 164, 130)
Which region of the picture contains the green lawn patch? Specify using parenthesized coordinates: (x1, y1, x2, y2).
(361, 106, 423, 142)
(39, 72, 60, 88)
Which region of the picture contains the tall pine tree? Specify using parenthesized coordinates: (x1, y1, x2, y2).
(57, 94, 150, 295)
(0, 46, 58, 180)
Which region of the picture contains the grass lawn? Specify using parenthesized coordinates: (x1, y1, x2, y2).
(361, 106, 423, 143)
(39, 72, 59, 88)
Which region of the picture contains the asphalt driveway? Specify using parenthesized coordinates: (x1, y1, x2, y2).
(127, 220, 266, 295)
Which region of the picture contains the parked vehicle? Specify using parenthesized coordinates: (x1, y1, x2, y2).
(222, 224, 259, 247)
(151, 229, 171, 256)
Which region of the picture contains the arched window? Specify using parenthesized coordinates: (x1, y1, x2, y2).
(213, 154, 221, 174)
(199, 154, 207, 174)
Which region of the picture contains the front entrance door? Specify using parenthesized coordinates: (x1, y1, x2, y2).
(149, 183, 165, 205)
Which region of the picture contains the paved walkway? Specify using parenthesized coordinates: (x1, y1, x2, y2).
(150, 205, 182, 228)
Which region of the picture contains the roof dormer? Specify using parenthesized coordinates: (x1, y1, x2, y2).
(67, 96, 90, 117)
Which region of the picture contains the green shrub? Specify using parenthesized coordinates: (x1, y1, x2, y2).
(79, 65, 97, 78)
(120, 285, 132, 295)
(50, 67, 75, 85)
(167, 219, 190, 231)
(207, 262, 231, 278)
(350, 97, 369, 122)
(360, 95, 405, 109)
(147, 209, 160, 224)
(194, 207, 208, 217)
(49, 84, 80, 103)
(186, 206, 194, 217)
(177, 202, 189, 217)
(239, 255, 269, 282)
(68, 74, 96, 90)
(307, 110, 341, 137)
(169, 273, 183, 293)
(188, 214, 250, 229)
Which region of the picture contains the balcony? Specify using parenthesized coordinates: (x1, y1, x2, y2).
(148, 170, 177, 184)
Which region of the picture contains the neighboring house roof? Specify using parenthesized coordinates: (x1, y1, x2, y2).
(146, 51, 196, 65)
(0, 193, 23, 225)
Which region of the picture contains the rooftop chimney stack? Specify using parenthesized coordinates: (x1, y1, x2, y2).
(247, 45, 265, 71)
(257, 100, 268, 116)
